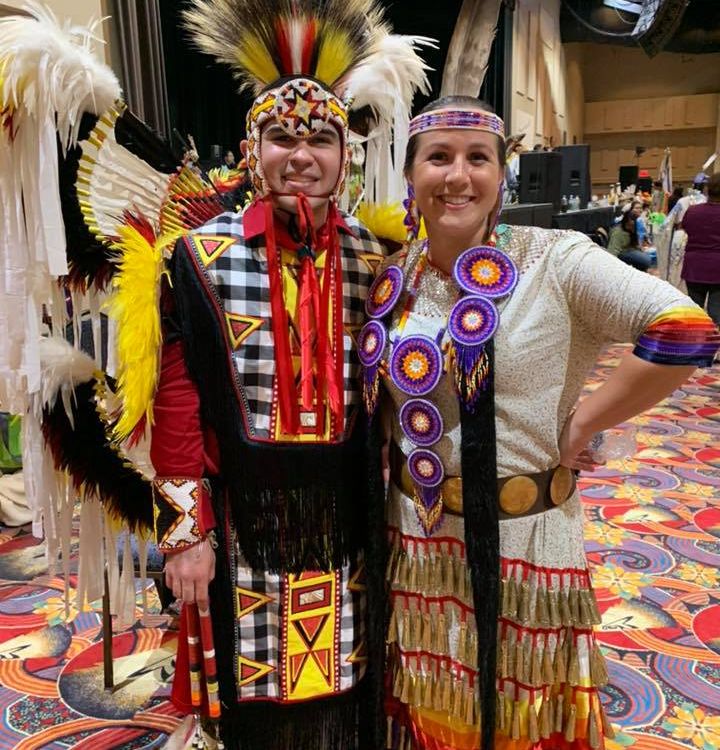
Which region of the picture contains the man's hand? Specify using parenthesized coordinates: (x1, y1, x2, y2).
(164, 540, 216, 610)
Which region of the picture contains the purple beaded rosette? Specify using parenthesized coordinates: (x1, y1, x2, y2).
(358, 321, 386, 415)
(448, 296, 498, 347)
(389, 335, 443, 396)
(366, 265, 403, 319)
(400, 399, 444, 446)
(407, 448, 445, 535)
(408, 448, 445, 487)
(358, 321, 386, 367)
(453, 245, 518, 298)
(449, 245, 517, 411)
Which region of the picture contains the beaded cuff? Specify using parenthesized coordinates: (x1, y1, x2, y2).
(633, 306, 720, 367)
(152, 478, 203, 553)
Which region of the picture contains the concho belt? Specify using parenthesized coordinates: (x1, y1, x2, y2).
(389, 442, 576, 520)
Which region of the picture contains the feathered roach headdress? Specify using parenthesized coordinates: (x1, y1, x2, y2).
(182, 0, 432, 201)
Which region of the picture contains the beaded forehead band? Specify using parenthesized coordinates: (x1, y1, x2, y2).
(408, 108, 505, 138)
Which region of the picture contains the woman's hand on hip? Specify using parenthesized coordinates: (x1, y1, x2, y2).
(558, 411, 601, 472)
(164, 539, 216, 610)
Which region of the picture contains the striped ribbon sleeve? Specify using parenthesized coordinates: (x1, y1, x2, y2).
(633, 306, 720, 366)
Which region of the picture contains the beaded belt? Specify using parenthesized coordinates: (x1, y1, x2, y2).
(389, 442, 576, 519)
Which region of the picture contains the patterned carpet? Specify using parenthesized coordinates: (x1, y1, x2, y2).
(0, 346, 717, 749)
(581, 345, 720, 750)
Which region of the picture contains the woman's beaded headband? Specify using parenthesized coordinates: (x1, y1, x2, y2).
(408, 108, 505, 138)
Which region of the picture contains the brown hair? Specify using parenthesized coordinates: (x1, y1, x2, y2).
(708, 172, 720, 201)
(403, 95, 506, 176)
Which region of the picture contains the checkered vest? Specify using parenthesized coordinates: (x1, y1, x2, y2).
(184, 209, 383, 442)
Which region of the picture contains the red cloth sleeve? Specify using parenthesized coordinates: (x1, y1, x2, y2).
(150, 339, 217, 534)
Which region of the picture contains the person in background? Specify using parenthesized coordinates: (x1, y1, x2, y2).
(607, 214, 651, 271)
(681, 172, 720, 326)
(222, 148, 236, 168)
(669, 173, 709, 228)
(504, 133, 525, 200)
(667, 185, 684, 214)
(630, 199, 650, 246)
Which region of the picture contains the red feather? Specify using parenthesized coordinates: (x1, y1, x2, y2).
(301, 20, 316, 73)
(122, 210, 157, 245)
(274, 19, 294, 76)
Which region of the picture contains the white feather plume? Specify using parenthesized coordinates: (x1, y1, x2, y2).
(344, 34, 436, 204)
(0, 1, 121, 148)
(346, 34, 435, 126)
(0, 2, 121, 414)
(35, 337, 97, 418)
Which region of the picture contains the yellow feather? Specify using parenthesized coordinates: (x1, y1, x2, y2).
(236, 34, 280, 88)
(106, 226, 181, 442)
(355, 201, 426, 244)
(315, 27, 353, 86)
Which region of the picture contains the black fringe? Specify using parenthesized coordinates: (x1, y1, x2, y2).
(41, 380, 153, 531)
(460, 340, 499, 750)
(171, 238, 367, 573)
(359, 410, 388, 750)
(218, 689, 361, 750)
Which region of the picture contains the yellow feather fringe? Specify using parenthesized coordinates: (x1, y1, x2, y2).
(235, 33, 280, 89)
(315, 27, 353, 87)
(107, 226, 181, 442)
(355, 201, 426, 244)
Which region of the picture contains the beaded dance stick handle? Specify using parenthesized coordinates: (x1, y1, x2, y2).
(186, 604, 203, 709)
(185, 603, 205, 747)
(198, 607, 221, 720)
(198, 606, 224, 749)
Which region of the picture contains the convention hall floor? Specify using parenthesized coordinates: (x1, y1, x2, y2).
(0, 345, 717, 749)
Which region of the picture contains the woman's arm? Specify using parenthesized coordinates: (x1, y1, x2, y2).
(559, 356, 695, 470)
(552, 237, 720, 470)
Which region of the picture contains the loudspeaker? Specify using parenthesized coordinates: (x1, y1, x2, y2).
(519, 151, 562, 210)
(619, 165, 639, 191)
(556, 145, 590, 209)
(632, 0, 689, 57)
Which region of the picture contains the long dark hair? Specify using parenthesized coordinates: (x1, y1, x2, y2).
(623, 214, 639, 247)
(403, 95, 506, 175)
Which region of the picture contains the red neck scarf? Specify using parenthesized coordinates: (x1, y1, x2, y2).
(263, 196, 345, 437)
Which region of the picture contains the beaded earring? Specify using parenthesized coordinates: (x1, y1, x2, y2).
(403, 183, 421, 240)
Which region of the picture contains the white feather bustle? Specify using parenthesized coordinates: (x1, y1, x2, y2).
(0, 1, 121, 415)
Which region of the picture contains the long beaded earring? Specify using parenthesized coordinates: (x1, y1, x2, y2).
(403, 183, 421, 240)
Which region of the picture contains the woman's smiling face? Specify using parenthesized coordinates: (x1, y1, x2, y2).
(407, 128, 504, 245)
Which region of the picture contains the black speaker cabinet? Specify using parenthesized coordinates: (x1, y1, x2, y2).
(556, 145, 590, 209)
(619, 165, 639, 191)
(519, 151, 562, 211)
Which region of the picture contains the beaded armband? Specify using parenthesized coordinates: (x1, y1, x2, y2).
(633, 306, 720, 367)
(152, 478, 203, 553)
